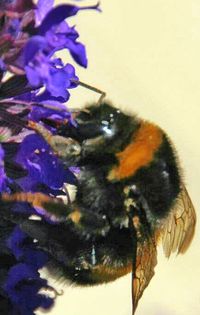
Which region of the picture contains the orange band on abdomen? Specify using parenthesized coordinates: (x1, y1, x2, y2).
(108, 122, 163, 180)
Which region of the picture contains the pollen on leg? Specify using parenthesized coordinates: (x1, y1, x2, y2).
(28, 120, 81, 159)
(68, 209, 82, 224)
(28, 121, 53, 145)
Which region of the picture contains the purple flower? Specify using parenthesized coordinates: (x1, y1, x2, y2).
(0, 0, 99, 78)
(4, 263, 54, 314)
(16, 133, 76, 191)
(35, 3, 101, 68)
(7, 226, 49, 268)
(23, 2, 95, 97)
(38, 3, 101, 35)
(4, 227, 54, 314)
(25, 50, 78, 99)
(45, 22, 88, 67)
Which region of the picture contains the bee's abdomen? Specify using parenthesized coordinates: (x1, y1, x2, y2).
(46, 226, 134, 285)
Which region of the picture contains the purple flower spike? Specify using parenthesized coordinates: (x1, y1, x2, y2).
(0, 1, 98, 314)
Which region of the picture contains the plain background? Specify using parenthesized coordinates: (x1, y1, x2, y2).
(37, 0, 200, 314)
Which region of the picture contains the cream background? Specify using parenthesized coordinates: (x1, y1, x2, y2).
(37, 0, 200, 314)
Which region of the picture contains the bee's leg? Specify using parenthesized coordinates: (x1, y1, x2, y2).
(71, 79, 106, 105)
(1, 192, 68, 221)
(27, 121, 105, 166)
(1, 192, 110, 237)
(28, 121, 81, 165)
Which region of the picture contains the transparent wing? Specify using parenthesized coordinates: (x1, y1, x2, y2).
(161, 185, 196, 258)
(131, 184, 196, 314)
(132, 236, 157, 314)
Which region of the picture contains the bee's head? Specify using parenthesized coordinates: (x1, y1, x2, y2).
(76, 102, 124, 138)
(57, 102, 139, 164)
(76, 102, 139, 159)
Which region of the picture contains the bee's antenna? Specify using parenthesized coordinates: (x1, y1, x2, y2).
(71, 79, 106, 105)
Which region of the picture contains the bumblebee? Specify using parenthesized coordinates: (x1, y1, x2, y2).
(1, 97, 196, 314)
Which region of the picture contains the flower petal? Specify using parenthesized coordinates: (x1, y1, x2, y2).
(16, 134, 76, 189)
(39, 3, 101, 35)
(23, 36, 48, 65)
(39, 4, 81, 35)
(65, 40, 87, 67)
(35, 0, 54, 26)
